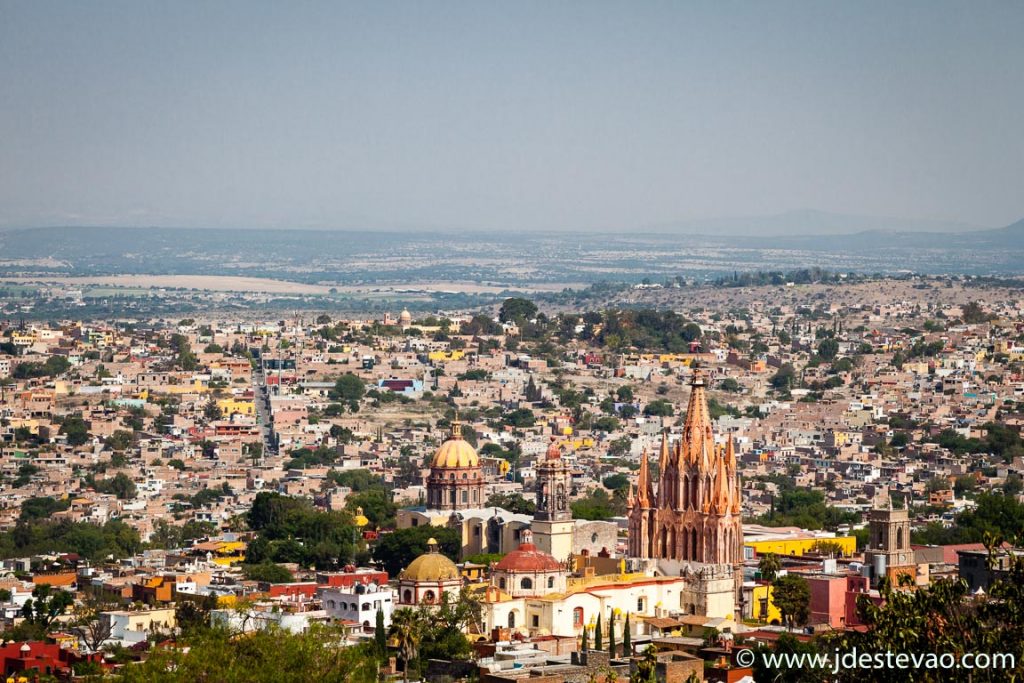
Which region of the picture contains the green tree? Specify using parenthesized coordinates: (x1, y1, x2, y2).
(375, 607, 387, 655)
(630, 644, 657, 683)
(608, 609, 616, 656)
(758, 553, 781, 582)
(60, 416, 91, 446)
(772, 574, 810, 629)
(175, 595, 218, 635)
(643, 400, 674, 417)
(105, 429, 134, 451)
(499, 297, 538, 323)
(242, 561, 294, 583)
(334, 373, 366, 402)
(817, 338, 840, 361)
(603, 473, 630, 492)
(120, 624, 379, 683)
(20, 584, 74, 633)
(19, 496, 70, 522)
(390, 608, 424, 683)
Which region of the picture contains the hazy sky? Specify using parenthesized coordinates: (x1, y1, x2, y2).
(1, 1, 1022, 231)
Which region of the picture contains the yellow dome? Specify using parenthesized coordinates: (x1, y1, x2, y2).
(400, 541, 459, 582)
(432, 438, 479, 468)
(430, 417, 479, 468)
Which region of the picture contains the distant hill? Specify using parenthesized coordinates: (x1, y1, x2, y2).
(644, 209, 983, 237)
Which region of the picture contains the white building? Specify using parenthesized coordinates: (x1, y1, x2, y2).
(321, 582, 395, 631)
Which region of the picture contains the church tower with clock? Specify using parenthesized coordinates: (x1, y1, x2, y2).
(532, 437, 575, 561)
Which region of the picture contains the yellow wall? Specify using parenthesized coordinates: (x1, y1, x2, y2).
(746, 536, 856, 558)
(217, 398, 255, 416)
(751, 583, 782, 624)
(428, 350, 465, 361)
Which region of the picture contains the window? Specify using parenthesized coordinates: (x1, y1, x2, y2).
(462, 491, 468, 503)
(548, 576, 555, 589)
(499, 578, 506, 589)
(521, 578, 533, 590)
(462, 473, 467, 479)
(403, 590, 412, 603)
(573, 607, 584, 627)
(637, 598, 645, 612)
(423, 590, 436, 604)
(532, 615, 539, 628)
(508, 612, 516, 628)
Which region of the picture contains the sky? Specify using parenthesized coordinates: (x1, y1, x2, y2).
(1, 1, 1022, 232)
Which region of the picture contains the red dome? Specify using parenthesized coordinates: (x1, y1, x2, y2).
(494, 543, 562, 572)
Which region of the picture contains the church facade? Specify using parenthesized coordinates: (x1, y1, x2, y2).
(627, 370, 743, 617)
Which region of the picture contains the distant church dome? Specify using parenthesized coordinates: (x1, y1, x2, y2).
(426, 416, 486, 510)
(400, 538, 459, 582)
(430, 419, 480, 469)
(494, 536, 561, 573)
(399, 309, 413, 325)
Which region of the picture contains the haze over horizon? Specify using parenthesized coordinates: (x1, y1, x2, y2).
(1, 1, 1022, 233)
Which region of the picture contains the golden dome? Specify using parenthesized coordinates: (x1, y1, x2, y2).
(432, 438, 479, 468)
(352, 506, 369, 528)
(400, 539, 459, 582)
(431, 418, 479, 469)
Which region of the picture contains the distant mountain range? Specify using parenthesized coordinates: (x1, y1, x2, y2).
(731, 216, 1024, 250)
(643, 209, 985, 237)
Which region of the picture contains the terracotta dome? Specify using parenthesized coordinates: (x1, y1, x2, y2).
(400, 539, 460, 582)
(494, 541, 561, 573)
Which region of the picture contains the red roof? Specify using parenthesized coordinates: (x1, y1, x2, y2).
(494, 543, 561, 572)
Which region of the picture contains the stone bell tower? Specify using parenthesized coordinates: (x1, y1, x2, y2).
(532, 437, 575, 561)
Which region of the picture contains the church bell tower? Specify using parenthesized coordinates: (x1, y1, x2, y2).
(532, 437, 575, 561)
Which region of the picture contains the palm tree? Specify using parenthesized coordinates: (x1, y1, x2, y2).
(758, 553, 782, 582)
(389, 608, 423, 682)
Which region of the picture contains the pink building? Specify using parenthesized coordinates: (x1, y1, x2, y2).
(807, 574, 848, 628)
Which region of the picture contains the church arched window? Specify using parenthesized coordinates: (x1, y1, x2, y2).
(547, 576, 555, 589)
(521, 578, 533, 590)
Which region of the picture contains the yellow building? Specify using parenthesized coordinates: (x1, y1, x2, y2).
(428, 350, 466, 362)
(744, 525, 857, 558)
(217, 398, 256, 417)
(749, 583, 782, 624)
